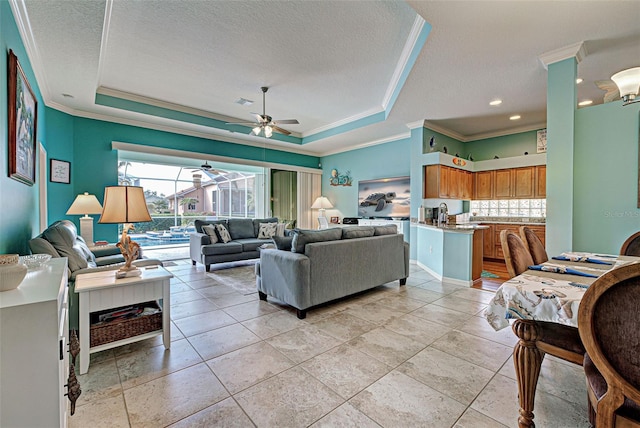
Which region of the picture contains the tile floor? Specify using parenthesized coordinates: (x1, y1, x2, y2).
(69, 260, 590, 428)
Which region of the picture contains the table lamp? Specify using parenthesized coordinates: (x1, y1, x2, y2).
(66, 192, 103, 245)
(98, 185, 152, 278)
(311, 196, 333, 229)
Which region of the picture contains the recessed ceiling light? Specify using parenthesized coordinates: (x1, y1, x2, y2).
(489, 99, 502, 106)
(578, 100, 593, 106)
(576, 78, 583, 84)
(509, 115, 521, 120)
(235, 98, 253, 106)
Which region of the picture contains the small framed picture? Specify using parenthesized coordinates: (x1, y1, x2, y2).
(50, 158, 70, 184)
(330, 216, 339, 224)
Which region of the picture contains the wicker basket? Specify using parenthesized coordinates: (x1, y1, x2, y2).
(90, 301, 162, 347)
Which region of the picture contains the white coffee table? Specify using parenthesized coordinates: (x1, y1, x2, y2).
(75, 266, 173, 374)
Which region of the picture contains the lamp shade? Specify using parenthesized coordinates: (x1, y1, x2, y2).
(311, 196, 333, 210)
(98, 186, 152, 224)
(611, 67, 640, 103)
(66, 192, 103, 216)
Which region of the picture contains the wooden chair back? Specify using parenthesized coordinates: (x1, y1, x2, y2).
(500, 229, 534, 278)
(578, 263, 640, 428)
(519, 226, 548, 265)
(620, 231, 640, 256)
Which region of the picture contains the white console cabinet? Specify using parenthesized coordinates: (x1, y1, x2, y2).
(358, 219, 409, 241)
(0, 258, 69, 428)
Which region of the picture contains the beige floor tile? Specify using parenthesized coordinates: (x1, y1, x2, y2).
(185, 277, 218, 289)
(398, 285, 446, 303)
(347, 327, 425, 367)
(222, 299, 281, 321)
(196, 283, 238, 298)
(450, 287, 497, 304)
(169, 281, 193, 294)
(350, 370, 467, 427)
(266, 324, 343, 364)
(206, 341, 294, 394)
(171, 299, 219, 320)
(235, 366, 344, 427)
(207, 292, 256, 308)
(397, 347, 494, 404)
(343, 301, 402, 324)
(68, 394, 129, 428)
(416, 280, 465, 295)
(310, 402, 381, 428)
(432, 295, 488, 315)
(453, 408, 508, 427)
(124, 363, 228, 427)
(116, 338, 203, 390)
(173, 309, 237, 337)
(431, 330, 513, 372)
(381, 294, 427, 313)
(188, 323, 261, 360)
(405, 276, 434, 287)
(301, 344, 389, 399)
(75, 356, 122, 407)
(383, 313, 452, 345)
(458, 315, 519, 347)
(168, 397, 254, 428)
(537, 355, 588, 407)
(242, 310, 309, 339)
(171, 289, 207, 305)
(409, 303, 473, 327)
(313, 312, 378, 341)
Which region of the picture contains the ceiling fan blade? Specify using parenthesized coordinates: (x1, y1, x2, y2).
(225, 121, 259, 126)
(272, 125, 292, 136)
(273, 119, 299, 125)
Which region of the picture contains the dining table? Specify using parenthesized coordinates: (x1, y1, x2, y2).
(485, 252, 639, 428)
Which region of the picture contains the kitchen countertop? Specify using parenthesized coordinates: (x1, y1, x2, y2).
(469, 221, 546, 225)
(415, 223, 489, 233)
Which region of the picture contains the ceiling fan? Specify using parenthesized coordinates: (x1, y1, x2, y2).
(227, 87, 299, 137)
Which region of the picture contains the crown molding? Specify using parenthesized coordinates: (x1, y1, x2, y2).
(96, 0, 114, 85)
(538, 41, 587, 70)
(422, 121, 467, 141)
(301, 106, 384, 138)
(423, 120, 546, 143)
(382, 15, 426, 110)
(406, 120, 426, 130)
(319, 131, 411, 157)
(9, 0, 51, 100)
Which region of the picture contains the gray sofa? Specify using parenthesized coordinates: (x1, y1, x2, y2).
(190, 218, 280, 271)
(255, 225, 409, 319)
(29, 220, 163, 329)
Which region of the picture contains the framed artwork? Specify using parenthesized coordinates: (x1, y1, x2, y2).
(330, 216, 339, 224)
(537, 129, 547, 153)
(50, 159, 70, 184)
(8, 50, 38, 186)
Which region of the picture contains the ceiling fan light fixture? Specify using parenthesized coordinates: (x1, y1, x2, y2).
(252, 126, 262, 135)
(264, 126, 273, 138)
(611, 67, 640, 105)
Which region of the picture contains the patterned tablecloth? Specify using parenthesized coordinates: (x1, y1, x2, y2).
(485, 253, 636, 331)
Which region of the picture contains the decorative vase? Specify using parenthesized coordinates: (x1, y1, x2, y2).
(0, 263, 28, 292)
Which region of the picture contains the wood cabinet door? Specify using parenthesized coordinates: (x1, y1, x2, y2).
(482, 224, 494, 258)
(474, 171, 493, 200)
(494, 169, 512, 199)
(535, 165, 546, 198)
(441, 166, 453, 198)
(423, 165, 439, 198)
(461, 170, 473, 200)
(513, 167, 535, 198)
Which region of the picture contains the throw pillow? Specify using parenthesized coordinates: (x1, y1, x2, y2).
(273, 235, 294, 251)
(258, 222, 278, 239)
(216, 224, 232, 243)
(201, 224, 219, 243)
(374, 225, 397, 235)
(342, 226, 375, 239)
(291, 228, 342, 253)
(276, 222, 286, 237)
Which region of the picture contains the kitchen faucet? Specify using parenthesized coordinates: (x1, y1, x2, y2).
(437, 202, 448, 227)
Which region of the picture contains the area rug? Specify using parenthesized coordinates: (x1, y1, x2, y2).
(481, 270, 500, 278)
(206, 264, 257, 295)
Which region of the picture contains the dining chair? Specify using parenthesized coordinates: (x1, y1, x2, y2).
(619, 231, 640, 257)
(519, 226, 549, 265)
(501, 228, 586, 365)
(500, 229, 534, 278)
(578, 263, 640, 428)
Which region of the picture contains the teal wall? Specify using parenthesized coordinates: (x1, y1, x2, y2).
(45, 107, 75, 223)
(573, 101, 640, 253)
(0, 1, 44, 254)
(465, 130, 540, 161)
(423, 129, 466, 159)
(320, 137, 411, 219)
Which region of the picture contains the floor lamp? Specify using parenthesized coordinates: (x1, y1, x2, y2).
(311, 196, 333, 229)
(66, 192, 103, 246)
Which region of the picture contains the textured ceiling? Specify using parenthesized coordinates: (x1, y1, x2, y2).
(13, 0, 640, 157)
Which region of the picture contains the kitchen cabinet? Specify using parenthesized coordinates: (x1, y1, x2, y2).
(423, 165, 473, 200)
(481, 223, 545, 260)
(535, 165, 546, 198)
(473, 171, 494, 200)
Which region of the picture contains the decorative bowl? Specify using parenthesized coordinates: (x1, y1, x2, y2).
(19, 254, 52, 270)
(0, 263, 28, 291)
(0, 254, 19, 265)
